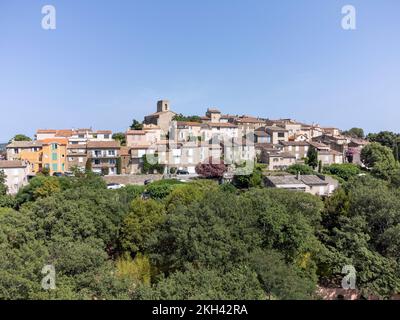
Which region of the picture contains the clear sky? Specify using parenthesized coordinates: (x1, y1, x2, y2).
(1, 0, 399, 141)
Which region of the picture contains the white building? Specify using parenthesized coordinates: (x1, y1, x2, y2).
(0, 160, 30, 194)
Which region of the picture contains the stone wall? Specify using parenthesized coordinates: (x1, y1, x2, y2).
(104, 174, 163, 185)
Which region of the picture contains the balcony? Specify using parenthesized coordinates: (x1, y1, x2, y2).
(91, 152, 117, 158)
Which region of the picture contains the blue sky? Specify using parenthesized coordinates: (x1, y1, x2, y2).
(0, 0, 399, 141)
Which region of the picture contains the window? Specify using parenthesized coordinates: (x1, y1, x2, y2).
(51, 143, 58, 150)
(109, 159, 116, 165)
(108, 150, 115, 156)
(52, 153, 58, 161)
(278, 132, 285, 138)
(52, 164, 58, 171)
(94, 159, 100, 165)
(104, 134, 110, 139)
(62, 163, 65, 171)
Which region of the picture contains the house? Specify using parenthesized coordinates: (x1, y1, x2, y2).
(313, 134, 349, 154)
(254, 129, 271, 144)
(234, 116, 266, 131)
(172, 121, 202, 142)
(318, 149, 344, 165)
(322, 127, 340, 136)
(205, 108, 222, 123)
(87, 141, 120, 175)
(279, 141, 310, 160)
(258, 126, 289, 144)
(264, 174, 338, 196)
(129, 144, 152, 174)
(0, 160, 30, 194)
(201, 122, 239, 141)
(144, 100, 177, 134)
(264, 175, 308, 192)
(126, 130, 148, 147)
(346, 138, 369, 164)
(263, 151, 296, 171)
(66, 144, 87, 171)
(223, 137, 256, 165)
(41, 138, 68, 175)
(6, 141, 43, 173)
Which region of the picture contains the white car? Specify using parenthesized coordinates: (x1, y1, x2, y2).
(107, 183, 125, 190)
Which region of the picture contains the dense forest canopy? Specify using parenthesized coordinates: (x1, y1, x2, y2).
(1, 132, 400, 299)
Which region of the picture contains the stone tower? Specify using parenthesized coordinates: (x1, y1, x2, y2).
(157, 100, 170, 113)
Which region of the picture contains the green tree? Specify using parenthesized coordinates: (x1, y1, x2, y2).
(286, 164, 314, 175)
(250, 249, 317, 300)
(0, 170, 8, 195)
(8, 134, 31, 144)
(367, 131, 400, 161)
(142, 154, 164, 174)
(40, 167, 50, 176)
(112, 132, 126, 146)
(172, 114, 202, 123)
(116, 157, 122, 175)
(130, 119, 143, 130)
(120, 198, 165, 254)
(306, 146, 318, 169)
(342, 128, 364, 138)
(360, 142, 399, 179)
(322, 163, 361, 181)
(137, 265, 264, 300)
(233, 165, 263, 189)
(318, 175, 400, 297)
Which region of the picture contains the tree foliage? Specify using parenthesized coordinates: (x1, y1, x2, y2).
(8, 134, 32, 144)
(286, 164, 314, 175)
(112, 132, 126, 146)
(306, 146, 318, 169)
(172, 114, 202, 123)
(130, 119, 143, 130)
(342, 127, 364, 139)
(195, 158, 227, 179)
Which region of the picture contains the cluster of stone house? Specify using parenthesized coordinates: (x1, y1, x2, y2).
(6, 129, 120, 176)
(2, 99, 369, 194)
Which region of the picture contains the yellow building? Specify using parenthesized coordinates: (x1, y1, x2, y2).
(40, 138, 68, 175)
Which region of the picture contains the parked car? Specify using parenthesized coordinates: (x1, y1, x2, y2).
(144, 179, 153, 185)
(176, 169, 190, 175)
(64, 171, 74, 177)
(52, 172, 63, 177)
(107, 183, 125, 190)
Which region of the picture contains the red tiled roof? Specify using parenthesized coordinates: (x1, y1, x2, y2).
(176, 121, 202, 127)
(87, 141, 120, 149)
(40, 138, 68, 145)
(0, 160, 27, 168)
(126, 130, 146, 135)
